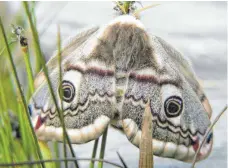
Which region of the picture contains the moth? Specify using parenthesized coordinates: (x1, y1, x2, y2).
(29, 15, 213, 162)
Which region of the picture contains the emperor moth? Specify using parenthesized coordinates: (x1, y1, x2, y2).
(29, 14, 213, 163)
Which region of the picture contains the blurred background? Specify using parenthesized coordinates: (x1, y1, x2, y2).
(0, 1, 227, 168)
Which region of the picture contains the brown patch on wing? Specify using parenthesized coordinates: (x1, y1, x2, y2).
(201, 96, 212, 119)
(65, 64, 114, 76)
(196, 78, 212, 119)
(34, 71, 46, 89)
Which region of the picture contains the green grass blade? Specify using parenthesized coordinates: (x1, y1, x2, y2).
(0, 79, 21, 167)
(63, 141, 68, 168)
(0, 41, 16, 56)
(17, 102, 30, 164)
(17, 101, 34, 168)
(22, 2, 41, 73)
(57, 25, 69, 168)
(98, 128, 108, 168)
(0, 17, 45, 168)
(22, 47, 34, 94)
(90, 138, 100, 168)
(0, 157, 124, 167)
(31, 2, 37, 27)
(53, 142, 60, 168)
(0, 88, 12, 165)
(0, 129, 11, 165)
(23, 2, 79, 167)
(0, 82, 7, 111)
(30, 2, 41, 74)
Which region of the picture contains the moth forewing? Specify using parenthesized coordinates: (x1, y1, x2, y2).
(29, 26, 115, 144)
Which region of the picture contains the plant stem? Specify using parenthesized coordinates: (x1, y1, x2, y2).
(191, 105, 227, 168)
(0, 41, 16, 56)
(116, 151, 128, 168)
(17, 102, 32, 168)
(98, 128, 108, 168)
(23, 2, 79, 167)
(0, 17, 45, 168)
(57, 25, 68, 168)
(0, 85, 12, 165)
(53, 142, 60, 168)
(90, 138, 100, 168)
(23, 47, 34, 94)
(0, 157, 124, 168)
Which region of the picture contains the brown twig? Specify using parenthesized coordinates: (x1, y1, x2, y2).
(133, 4, 160, 19)
(116, 151, 128, 168)
(139, 101, 154, 168)
(191, 105, 227, 168)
